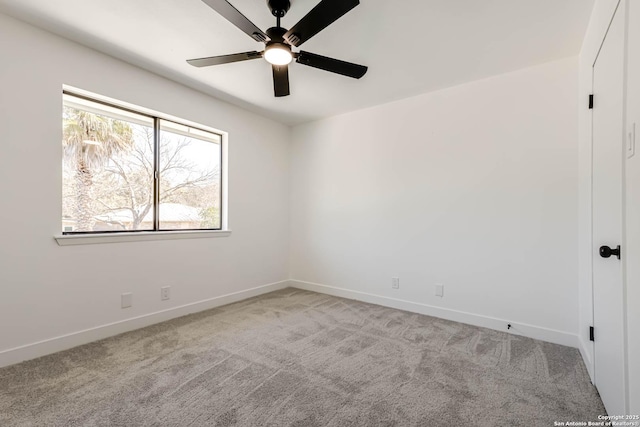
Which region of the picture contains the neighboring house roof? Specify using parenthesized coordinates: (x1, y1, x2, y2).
(95, 203, 201, 223)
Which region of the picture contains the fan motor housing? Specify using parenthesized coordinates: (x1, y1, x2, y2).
(266, 26, 288, 43)
(267, 0, 291, 17)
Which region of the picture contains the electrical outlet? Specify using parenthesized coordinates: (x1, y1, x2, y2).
(628, 123, 636, 159)
(121, 292, 132, 308)
(435, 284, 444, 297)
(391, 277, 400, 289)
(161, 286, 171, 301)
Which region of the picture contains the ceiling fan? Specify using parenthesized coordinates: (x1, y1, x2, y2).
(187, 0, 368, 97)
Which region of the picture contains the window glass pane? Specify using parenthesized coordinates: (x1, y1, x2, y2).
(159, 120, 221, 230)
(62, 95, 155, 232)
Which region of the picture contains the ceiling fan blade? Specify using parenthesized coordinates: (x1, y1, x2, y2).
(284, 0, 359, 47)
(201, 0, 269, 42)
(187, 51, 263, 67)
(296, 51, 367, 79)
(272, 65, 290, 97)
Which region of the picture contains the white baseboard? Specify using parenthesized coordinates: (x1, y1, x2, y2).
(290, 280, 579, 348)
(578, 336, 595, 382)
(0, 280, 290, 368)
(2, 279, 581, 369)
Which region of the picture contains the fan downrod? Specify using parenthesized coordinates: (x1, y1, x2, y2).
(267, 0, 291, 18)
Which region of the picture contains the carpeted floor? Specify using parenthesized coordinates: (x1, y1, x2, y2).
(0, 288, 605, 426)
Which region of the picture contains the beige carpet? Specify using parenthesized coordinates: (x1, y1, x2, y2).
(0, 288, 605, 426)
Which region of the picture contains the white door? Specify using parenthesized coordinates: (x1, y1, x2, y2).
(592, 2, 627, 416)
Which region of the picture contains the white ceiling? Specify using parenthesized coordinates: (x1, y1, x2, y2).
(0, 0, 594, 125)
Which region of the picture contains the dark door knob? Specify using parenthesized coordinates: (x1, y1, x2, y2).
(599, 245, 621, 259)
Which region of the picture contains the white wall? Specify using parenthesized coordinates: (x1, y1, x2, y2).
(290, 57, 580, 346)
(0, 13, 291, 366)
(624, 0, 640, 414)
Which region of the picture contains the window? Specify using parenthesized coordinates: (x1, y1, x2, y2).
(62, 92, 222, 234)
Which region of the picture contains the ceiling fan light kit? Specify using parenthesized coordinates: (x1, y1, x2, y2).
(188, 0, 368, 97)
(264, 26, 293, 65)
(264, 44, 293, 65)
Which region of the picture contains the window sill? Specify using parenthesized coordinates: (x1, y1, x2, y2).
(54, 230, 232, 246)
